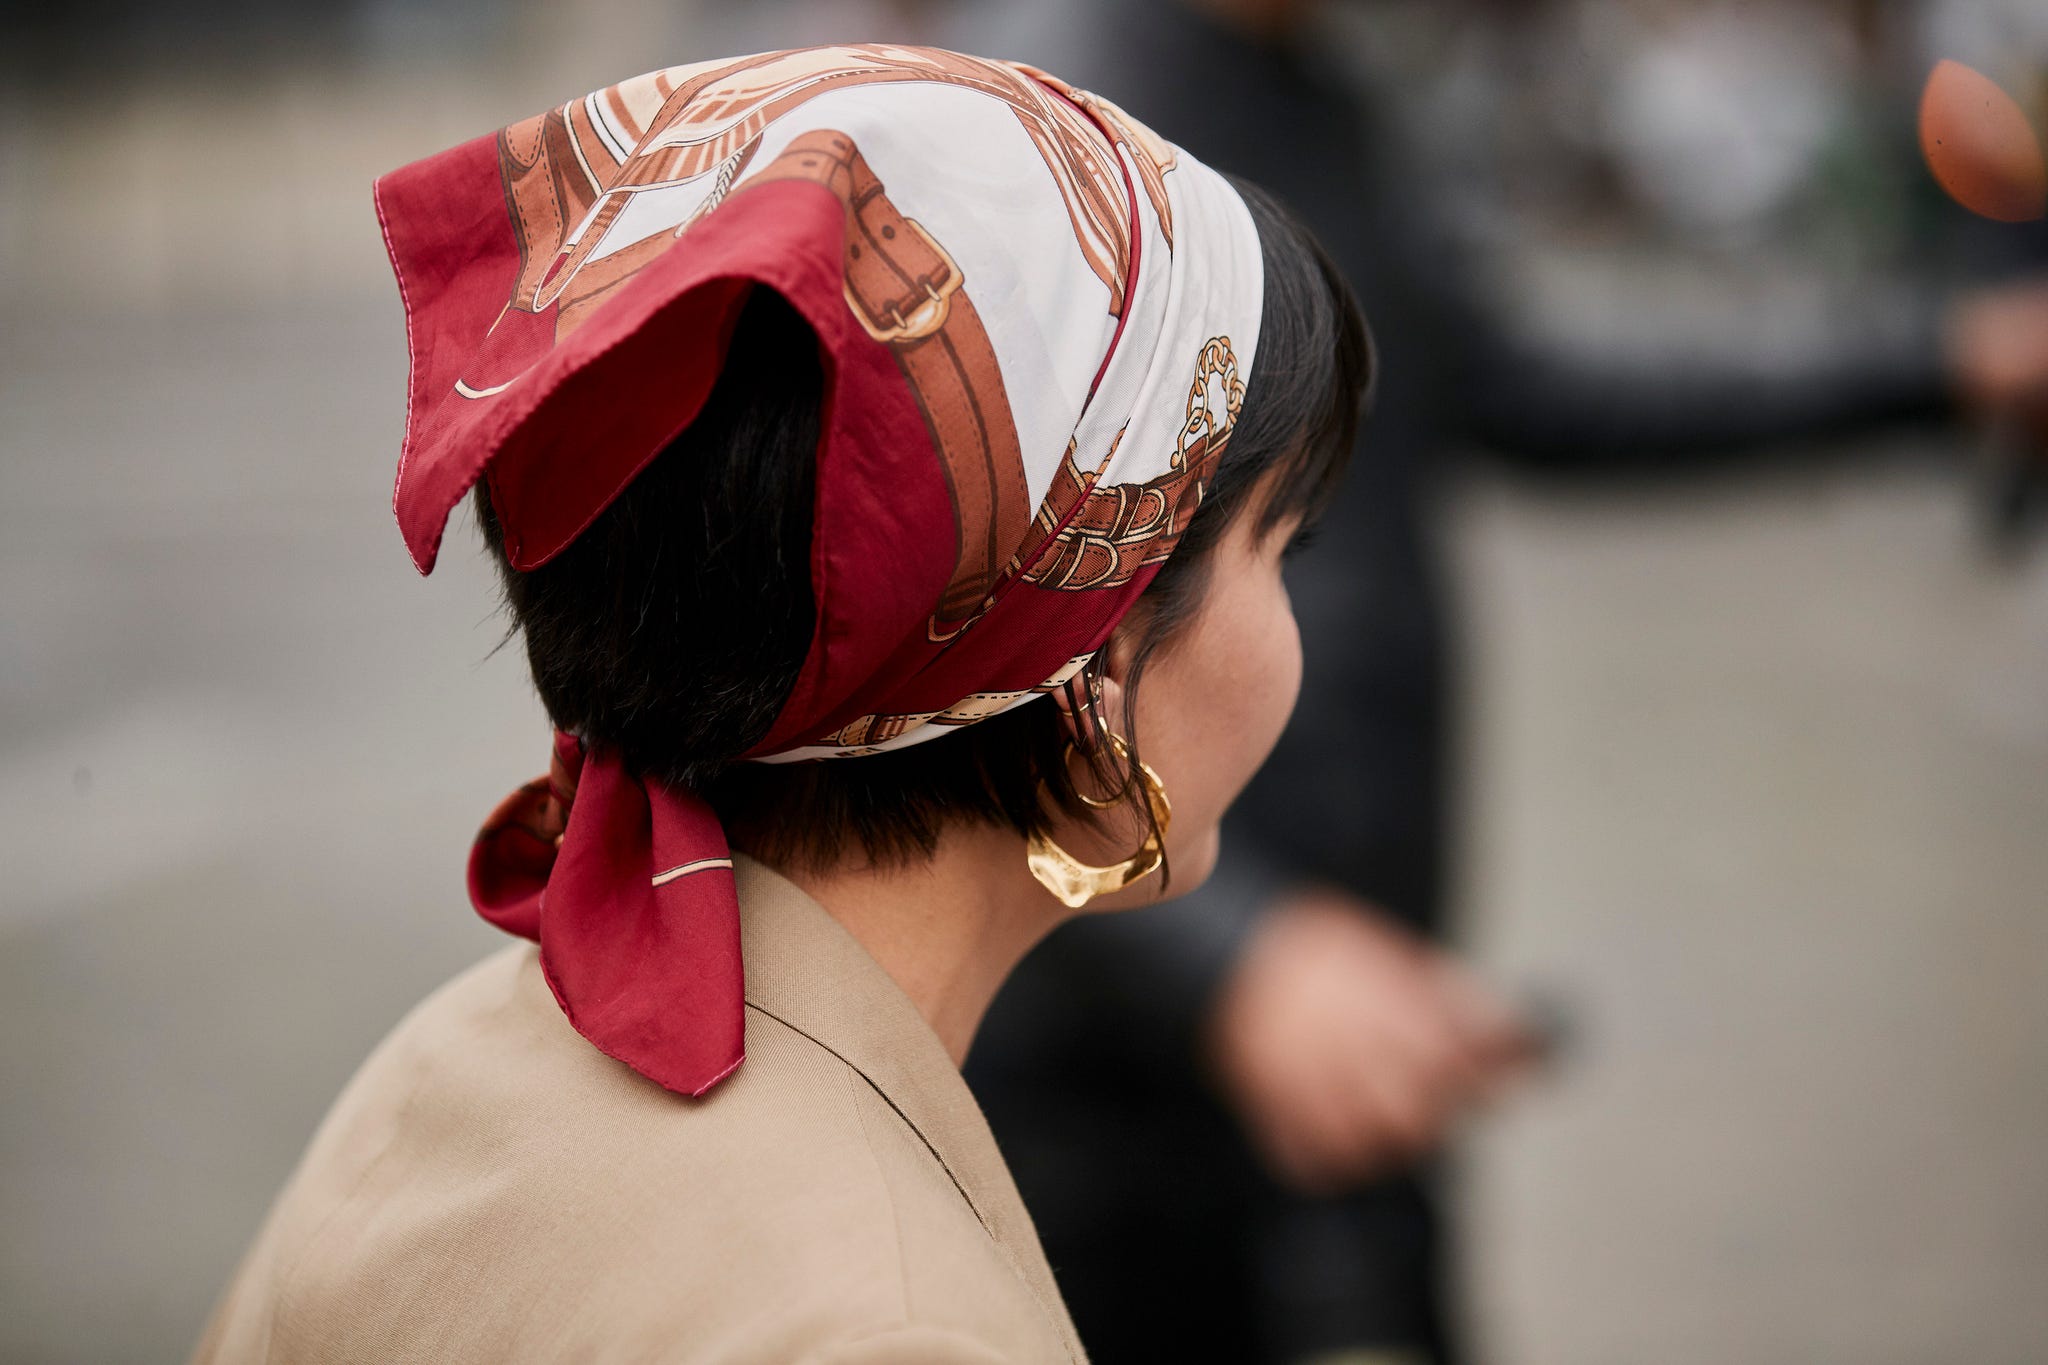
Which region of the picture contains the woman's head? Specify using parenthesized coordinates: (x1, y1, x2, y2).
(477, 173, 1370, 905)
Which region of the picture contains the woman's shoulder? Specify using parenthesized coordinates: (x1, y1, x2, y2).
(193, 944, 1074, 1364)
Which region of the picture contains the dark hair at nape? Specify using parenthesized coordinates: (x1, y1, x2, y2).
(473, 172, 1370, 888)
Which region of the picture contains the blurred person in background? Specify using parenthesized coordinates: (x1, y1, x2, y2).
(881, 1, 2048, 1363)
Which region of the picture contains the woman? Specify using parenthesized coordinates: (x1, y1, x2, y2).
(193, 44, 1369, 1365)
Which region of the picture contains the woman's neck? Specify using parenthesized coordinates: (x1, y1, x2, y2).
(767, 823, 1069, 1066)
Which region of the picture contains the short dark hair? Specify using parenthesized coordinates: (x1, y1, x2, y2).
(475, 173, 1370, 888)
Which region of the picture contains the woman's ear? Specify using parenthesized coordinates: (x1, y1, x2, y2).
(1092, 670, 1128, 743)
(1050, 639, 1133, 753)
(1094, 612, 1145, 730)
(1051, 666, 1113, 751)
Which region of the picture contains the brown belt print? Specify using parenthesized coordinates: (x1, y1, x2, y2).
(492, 46, 1168, 345)
(747, 128, 1032, 639)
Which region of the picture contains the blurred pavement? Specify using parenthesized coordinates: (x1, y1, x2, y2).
(1451, 451, 2048, 1365)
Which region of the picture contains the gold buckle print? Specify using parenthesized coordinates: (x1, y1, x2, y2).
(845, 217, 961, 344)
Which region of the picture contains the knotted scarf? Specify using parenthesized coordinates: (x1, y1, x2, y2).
(378, 43, 1264, 1094)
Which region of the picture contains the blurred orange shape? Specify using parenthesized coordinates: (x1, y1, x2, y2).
(1919, 59, 2047, 223)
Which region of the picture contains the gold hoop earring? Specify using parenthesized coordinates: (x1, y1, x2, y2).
(1026, 732, 1172, 909)
(1065, 736, 1133, 810)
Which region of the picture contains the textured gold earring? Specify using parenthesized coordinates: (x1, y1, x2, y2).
(1026, 731, 1172, 909)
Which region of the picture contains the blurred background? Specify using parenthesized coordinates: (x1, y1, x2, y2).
(3, 2, 2045, 1362)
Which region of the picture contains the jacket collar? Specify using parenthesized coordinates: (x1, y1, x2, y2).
(731, 853, 1084, 1362)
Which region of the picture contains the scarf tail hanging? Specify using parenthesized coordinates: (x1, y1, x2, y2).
(470, 732, 745, 1095)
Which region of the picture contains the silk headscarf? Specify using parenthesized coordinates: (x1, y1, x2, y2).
(378, 43, 1264, 1095)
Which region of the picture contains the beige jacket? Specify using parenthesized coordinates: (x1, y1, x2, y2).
(193, 854, 1087, 1364)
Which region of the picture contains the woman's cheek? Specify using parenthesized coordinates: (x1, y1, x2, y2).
(1257, 579, 1305, 762)
(1211, 575, 1301, 813)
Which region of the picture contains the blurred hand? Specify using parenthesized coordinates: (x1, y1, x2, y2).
(1946, 277, 2048, 426)
(1204, 888, 1536, 1194)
